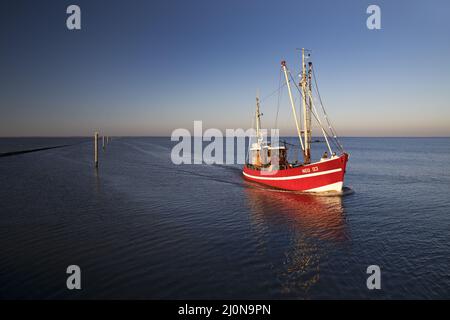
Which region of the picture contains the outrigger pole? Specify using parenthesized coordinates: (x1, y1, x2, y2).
(281, 60, 305, 155)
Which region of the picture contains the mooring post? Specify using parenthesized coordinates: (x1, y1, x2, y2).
(102, 135, 105, 150)
(94, 132, 99, 168)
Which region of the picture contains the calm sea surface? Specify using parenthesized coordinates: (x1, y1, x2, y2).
(0, 137, 449, 299)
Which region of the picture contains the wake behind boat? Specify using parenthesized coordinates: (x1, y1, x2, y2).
(243, 49, 349, 192)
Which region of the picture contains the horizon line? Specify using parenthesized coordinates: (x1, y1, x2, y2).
(1, 135, 449, 139)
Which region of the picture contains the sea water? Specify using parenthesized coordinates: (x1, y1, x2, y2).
(0, 137, 449, 299)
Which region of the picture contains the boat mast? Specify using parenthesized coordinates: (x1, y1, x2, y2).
(300, 48, 311, 164)
(281, 60, 305, 155)
(255, 95, 262, 144)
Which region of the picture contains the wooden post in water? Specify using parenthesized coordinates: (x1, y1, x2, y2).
(94, 132, 99, 168)
(102, 135, 105, 150)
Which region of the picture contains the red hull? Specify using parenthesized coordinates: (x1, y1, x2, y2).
(242, 153, 349, 192)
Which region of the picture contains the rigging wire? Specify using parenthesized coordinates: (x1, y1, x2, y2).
(288, 72, 343, 153)
(291, 71, 344, 153)
(311, 65, 345, 152)
(260, 79, 286, 103)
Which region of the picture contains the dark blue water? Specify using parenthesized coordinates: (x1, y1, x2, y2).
(0, 137, 449, 299)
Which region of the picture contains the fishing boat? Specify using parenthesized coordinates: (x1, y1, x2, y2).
(242, 49, 349, 192)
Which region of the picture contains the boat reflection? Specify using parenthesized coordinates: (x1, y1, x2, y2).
(244, 182, 350, 297)
(244, 182, 349, 242)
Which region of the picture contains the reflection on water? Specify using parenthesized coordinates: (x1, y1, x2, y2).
(244, 182, 349, 297)
(244, 182, 348, 241)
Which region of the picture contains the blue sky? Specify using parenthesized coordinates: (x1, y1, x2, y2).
(1, 0, 449, 136)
